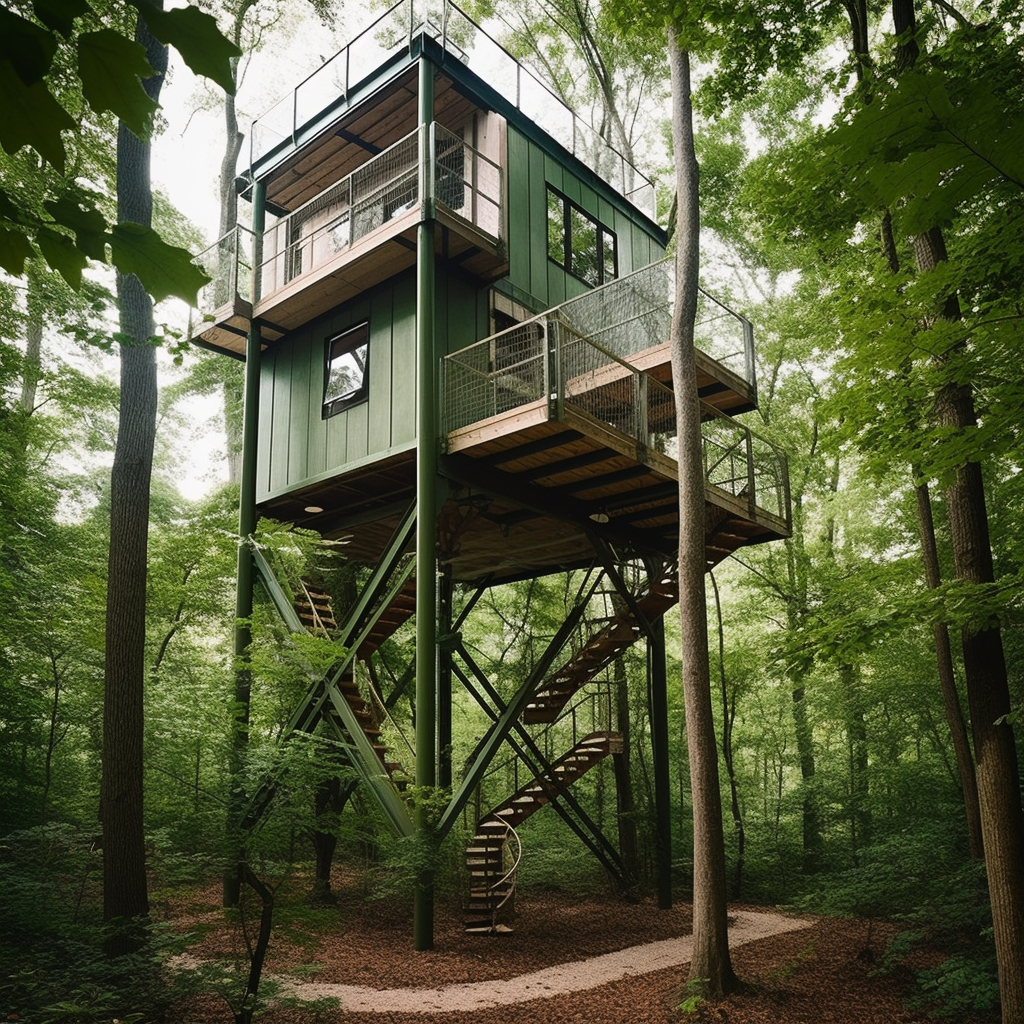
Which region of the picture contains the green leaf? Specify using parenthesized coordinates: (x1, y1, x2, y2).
(32, 0, 92, 36)
(0, 224, 35, 276)
(127, 2, 240, 94)
(36, 225, 88, 289)
(0, 8, 57, 85)
(109, 222, 210, 304)
(0, 59, 74, 170)
(44, 197, 108, 260)
(77, 29, 157, 134)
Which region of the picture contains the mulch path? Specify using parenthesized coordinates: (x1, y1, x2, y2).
(159, 878, 946, 1024)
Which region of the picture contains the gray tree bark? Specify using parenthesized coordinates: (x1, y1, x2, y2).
(668, 28, 737, 998)
(101, 0, 166, 956)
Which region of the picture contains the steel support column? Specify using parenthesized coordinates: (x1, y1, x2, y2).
(414, 52, 438, 952)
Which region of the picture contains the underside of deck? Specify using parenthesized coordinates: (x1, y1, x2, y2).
(258, 394, 788, 584)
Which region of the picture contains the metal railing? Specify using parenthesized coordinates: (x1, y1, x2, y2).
(248, 0, 656, 219)
(255, 122, 502, 302)
(442, 281, 789, 528)
(191, 225, 255, 317)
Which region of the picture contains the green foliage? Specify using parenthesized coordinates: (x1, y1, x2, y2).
(0, 0, 240, 301)
(678, 976, 708, 1014)
(0, 824, 180, 1023)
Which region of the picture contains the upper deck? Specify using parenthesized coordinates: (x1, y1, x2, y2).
(188, 0, 662, 356)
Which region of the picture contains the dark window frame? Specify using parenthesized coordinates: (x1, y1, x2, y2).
(322, 322, 370, 419)
(545, 184, 617, 287)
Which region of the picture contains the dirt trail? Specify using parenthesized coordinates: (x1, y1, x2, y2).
(276, 909, 812, 1013)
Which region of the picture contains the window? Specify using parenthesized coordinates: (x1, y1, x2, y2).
(546, 185, 617, 287)
(323, 323, 369, 418)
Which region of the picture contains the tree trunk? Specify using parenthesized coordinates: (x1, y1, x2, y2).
(668, 28, 737, 998)
(101, 0, 166, 956)
(19, 263, 43, 416)
(891, 0, 1024, 1003)
(840, 663, 871, 863)
(914, 478, 984, 860)
(710, 571, 744, 898)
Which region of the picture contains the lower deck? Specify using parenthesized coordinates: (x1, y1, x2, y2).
(258, 392, 789, 584)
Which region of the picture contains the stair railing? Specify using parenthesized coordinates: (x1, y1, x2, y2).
(364, 667, 416, 761)
(488, 822, 522, 932)
(296, 577, 333, 636)
(476, 683, 615, 807)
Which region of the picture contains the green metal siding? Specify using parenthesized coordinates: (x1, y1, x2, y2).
(504, 124, 665, 313)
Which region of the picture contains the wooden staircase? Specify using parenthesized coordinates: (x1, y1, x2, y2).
(524, 569, 678, 724)
(464, 731, 621, 933)
(296, 577, 417, 788)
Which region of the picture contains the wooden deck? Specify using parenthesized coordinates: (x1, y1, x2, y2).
(259, 383, 788, 584)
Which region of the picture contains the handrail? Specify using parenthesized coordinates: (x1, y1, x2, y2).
(442, 276, 790, 532)
(255, 121, 501, 304)
(479, 682, 614, 793)
(247, 0, 656, 218)
(487, 821, 521, 930)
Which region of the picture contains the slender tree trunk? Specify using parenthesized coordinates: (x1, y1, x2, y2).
(840, 663, 870, 862)
(668, 28, 737, 998)
(101, 0, 166, 956)
(890, 1, 1024, 1003)
(914, 478, 984, 860)
(19, 263, 43, 416)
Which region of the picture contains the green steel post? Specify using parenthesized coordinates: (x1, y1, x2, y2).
(649, 614, 673, 910)
(414, 53, 437, 952)
(225, 179, 266, 906)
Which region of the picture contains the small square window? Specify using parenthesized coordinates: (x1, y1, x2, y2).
(323, 323, 369, 418)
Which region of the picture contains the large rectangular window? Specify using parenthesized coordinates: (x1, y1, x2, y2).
(546, 185, 617, 287)
(323, 322, 369, 418)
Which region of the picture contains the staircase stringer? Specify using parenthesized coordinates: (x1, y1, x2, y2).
(320, 682, 415, 836)
(524, 556, 679, 725)
(435, 566, 606, 839)
(450, 653, 625, 880)
(239, 509, 418, 835)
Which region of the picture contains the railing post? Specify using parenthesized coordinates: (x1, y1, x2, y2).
(746, 427, 756, 519)
(636, 370, 648, 455)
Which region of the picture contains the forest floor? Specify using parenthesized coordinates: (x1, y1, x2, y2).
(161, 874, 952, 1024)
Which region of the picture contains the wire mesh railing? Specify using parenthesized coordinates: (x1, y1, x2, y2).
(552, 257, 754, 387)
(259, 128, 421, 297)
(247, 0, 656, 219)
(252, 123, 502, 302)
(442, 281, 789, 528)
(432, 123, 502, 238)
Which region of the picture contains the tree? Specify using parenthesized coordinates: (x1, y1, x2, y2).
(731, 0, 1024, 1012)
(0, 0, 238, 303)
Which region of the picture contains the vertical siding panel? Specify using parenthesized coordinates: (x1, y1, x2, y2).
(256, 351, 275, 501)
(368, 287, 394, 452)
(505, 131, 532, 300)
(391, 278, 417, 446)
(306, 331, 327, 479)
(288, 336, 312, 486)
(529, 142, 549, 303)
(268, 344, 292, 495)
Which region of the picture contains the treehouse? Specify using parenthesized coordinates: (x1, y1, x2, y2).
(191, 0, 790, 945)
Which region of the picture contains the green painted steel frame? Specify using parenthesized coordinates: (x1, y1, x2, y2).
(435, 567, 605, 839)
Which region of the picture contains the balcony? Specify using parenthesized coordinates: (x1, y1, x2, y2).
(190, 122, 505, 351)
(441, 263, 790, 566)
(188, 226, 255, 356)
(247, 0, 656, 220)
